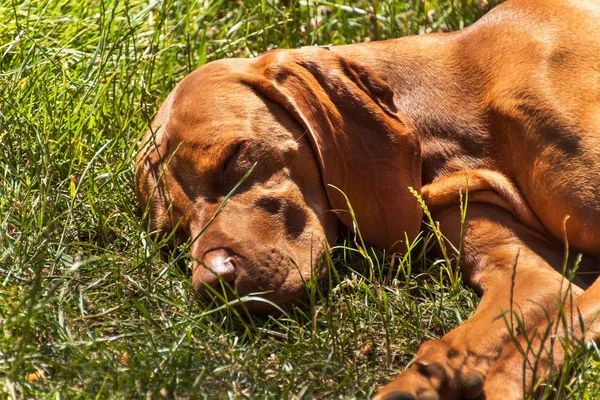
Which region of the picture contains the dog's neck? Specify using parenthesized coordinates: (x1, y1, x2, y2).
(331, 33, 494, 184)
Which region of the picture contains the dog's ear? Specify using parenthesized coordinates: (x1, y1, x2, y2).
(241, 48, 422, 250)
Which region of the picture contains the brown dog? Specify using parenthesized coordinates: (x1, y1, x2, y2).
(135, 0, 600, 398)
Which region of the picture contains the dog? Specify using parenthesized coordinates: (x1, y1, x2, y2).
(135, 0, 600, 398)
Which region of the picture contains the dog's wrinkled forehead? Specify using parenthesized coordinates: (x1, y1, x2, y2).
(166, 60, 300, 151)
(170, 69, 254, 141)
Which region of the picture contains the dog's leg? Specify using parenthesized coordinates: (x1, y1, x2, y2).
(485, 272, 600, 399)
(374, 204, 583, 400)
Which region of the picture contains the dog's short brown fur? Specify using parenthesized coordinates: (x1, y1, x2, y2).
(135, 0, 600, 398)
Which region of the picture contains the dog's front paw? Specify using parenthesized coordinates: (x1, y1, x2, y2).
(373, 339, 487, 400)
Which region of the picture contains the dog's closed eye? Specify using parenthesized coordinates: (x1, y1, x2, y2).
(220, 141, 246, 189)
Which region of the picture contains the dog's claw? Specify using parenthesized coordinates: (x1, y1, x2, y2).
(415, 359, 446, 390)
(379, 392, 417, 400)
(418, 390, 440, 400)
(377, 390, 439, 400)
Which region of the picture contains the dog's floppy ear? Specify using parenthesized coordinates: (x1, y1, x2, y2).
(242, 48, 422, 249)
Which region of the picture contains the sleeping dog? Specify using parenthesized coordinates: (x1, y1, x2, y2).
(135, 0, 600, 398)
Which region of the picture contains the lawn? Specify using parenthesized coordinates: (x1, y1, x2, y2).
(1, 0, 599, 398)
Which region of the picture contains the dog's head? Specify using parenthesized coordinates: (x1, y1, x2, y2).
(135, 48, 422, 310)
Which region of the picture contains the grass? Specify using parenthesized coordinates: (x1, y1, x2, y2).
(1, 0, 599, 398)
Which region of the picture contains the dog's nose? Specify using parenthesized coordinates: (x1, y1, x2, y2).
(192, 249, 237, 297)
